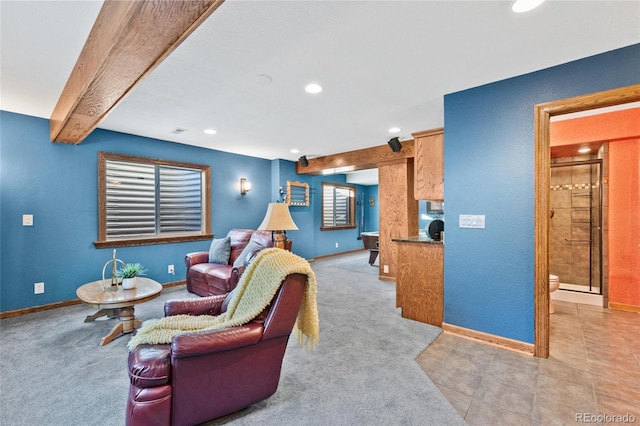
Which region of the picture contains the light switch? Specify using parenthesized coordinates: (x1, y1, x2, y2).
(22, 214, 33, 226)
(459, 214, 485, 229)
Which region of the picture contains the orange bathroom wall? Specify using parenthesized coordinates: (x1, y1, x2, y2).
(608, 138, 640, 309)
(550, 107, 640, 146)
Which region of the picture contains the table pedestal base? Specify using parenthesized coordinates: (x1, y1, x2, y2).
(85, 306, 142, 345)
(83, 308, 117, 322)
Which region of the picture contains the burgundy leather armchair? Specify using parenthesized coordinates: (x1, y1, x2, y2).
(125, 273, 306, 426)
(185, 229, 274, 296)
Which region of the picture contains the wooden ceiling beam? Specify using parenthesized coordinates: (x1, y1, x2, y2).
(296, 139, 415, 175)
(50, 0, 225, 144)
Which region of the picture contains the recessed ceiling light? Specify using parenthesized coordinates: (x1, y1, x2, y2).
(578, 147, 591, 154)
(204, 129, 217, 135)
(305, 83, 323, 94)
(512, 0, 545, 13)
(389, 127, 401, 134)
(290, 149, 300, 154)
(255, 74, 272, 85)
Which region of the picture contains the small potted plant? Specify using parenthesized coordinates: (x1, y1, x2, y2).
(117, 263, 147, 289)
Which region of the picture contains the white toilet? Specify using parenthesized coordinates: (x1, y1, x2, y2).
(549, 274, 560, 314)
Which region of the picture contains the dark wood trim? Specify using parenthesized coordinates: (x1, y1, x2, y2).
(320, 182, 357, 230)
(0, 299, 83, 319)
(533, 84, 640, 358)
(99, 151, 213, 171)
(97, 151, 212, 247)
(609, 302, 640, 313)
(0, 280, 186, 319)
(443, 323, 535, 355)
(297, 140, 415, 175)
(534, 103, 551, 358)
(94, 234, 213, 249)
(162, 280, 187, 289)
(50, 0, 225, 144)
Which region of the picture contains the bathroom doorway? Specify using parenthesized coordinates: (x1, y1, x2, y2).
(533, 83, 640, 358)
(550, 159, 602, 296)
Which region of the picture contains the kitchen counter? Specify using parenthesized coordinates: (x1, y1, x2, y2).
(394, 236, 443, 326)
(392, 235, 443, 245)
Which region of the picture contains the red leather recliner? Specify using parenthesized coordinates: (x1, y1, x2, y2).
(186, 229, 293, 297)
(125, 273, 306, 426)
(185, 229, 270, 296)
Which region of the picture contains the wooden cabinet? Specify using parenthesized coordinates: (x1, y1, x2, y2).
(413, 128, 444, 201)
(395, 239, 443, 326)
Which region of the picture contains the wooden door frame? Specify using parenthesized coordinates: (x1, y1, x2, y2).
(533, 84, 640, 358)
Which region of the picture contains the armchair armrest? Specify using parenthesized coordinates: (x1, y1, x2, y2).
(185, 251, 209, 269)
(229, 266, 243, 288)
(128, 344, 172, 389)
(171, 323, 263, 359)
(164, 295, 226, 317)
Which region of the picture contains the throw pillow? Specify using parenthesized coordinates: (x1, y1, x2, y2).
(232, 240, 264, 268)
(208, 236, 231, 264)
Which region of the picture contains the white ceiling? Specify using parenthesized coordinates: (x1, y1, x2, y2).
(2, 0, 639, 183)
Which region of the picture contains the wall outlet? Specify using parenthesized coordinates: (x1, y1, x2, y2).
(383, 265, 389, 274)
(34, 282, 44, 294)
(23, 214, 33, 226)
(335, 242, 339, 248)
(168, 264, 175, 274)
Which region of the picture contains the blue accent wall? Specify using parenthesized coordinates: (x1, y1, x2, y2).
(0, 112, 367, 312)
(443, 44, 640, 343)
(364, 185, 379, 233)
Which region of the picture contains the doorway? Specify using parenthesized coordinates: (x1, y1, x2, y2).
(533, 83, 640, 358)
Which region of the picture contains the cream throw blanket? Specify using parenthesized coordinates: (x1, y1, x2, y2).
(127, 248, 319, 351)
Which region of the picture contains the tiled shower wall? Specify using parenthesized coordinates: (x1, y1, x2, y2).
(549, 147, 606, 294)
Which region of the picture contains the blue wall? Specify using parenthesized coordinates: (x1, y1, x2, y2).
(364, 185, 379, 233)
(0, 112, 367, 312)
(443, 43, 640, 343)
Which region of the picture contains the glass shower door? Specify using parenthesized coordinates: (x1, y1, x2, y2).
(550, 160, 602, 294)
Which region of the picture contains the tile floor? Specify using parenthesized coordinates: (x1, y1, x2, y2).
(416, 301, 640, 425)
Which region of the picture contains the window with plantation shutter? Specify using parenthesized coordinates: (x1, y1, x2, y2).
(105, 160, 156, 239)
(321, 182, 356, 230)
(158, 166, 202, 233)
(96, 152, 212, 248)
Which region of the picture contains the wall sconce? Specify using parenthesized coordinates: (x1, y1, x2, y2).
(240, 178, 251, 195)
(299, 155, 309, 167)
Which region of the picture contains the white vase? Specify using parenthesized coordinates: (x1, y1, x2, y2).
(122, 277, 137, 290)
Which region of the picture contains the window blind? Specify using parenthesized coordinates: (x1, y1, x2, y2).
(158, 166, 202, 233)
(105, 161, 203, 239)
(106, 160, 156, 239)
(322, 184, 352, 228)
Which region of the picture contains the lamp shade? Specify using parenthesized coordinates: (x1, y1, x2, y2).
(257, 203, 299, 231)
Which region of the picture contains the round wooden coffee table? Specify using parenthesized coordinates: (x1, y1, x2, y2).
(76, 277, 163, 346)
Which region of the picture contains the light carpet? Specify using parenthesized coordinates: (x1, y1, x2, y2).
(0, 251, 464, 425)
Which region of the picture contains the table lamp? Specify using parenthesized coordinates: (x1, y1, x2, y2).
(257, 202, 298, 249)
